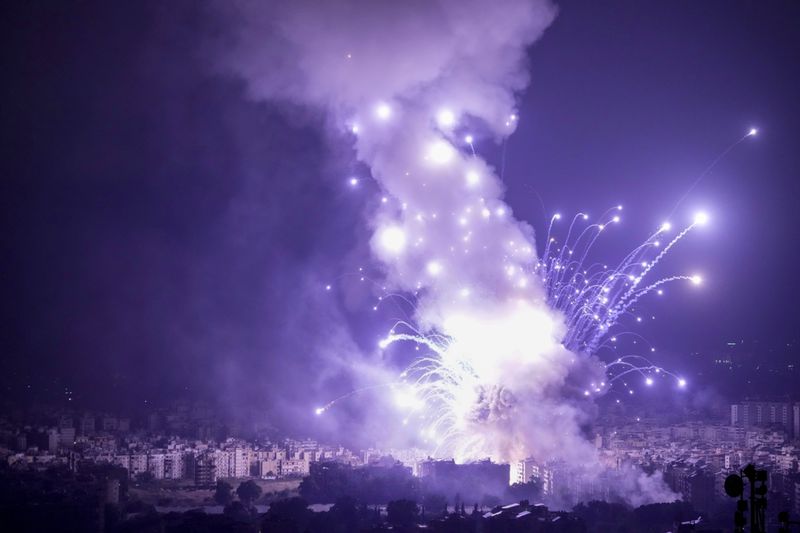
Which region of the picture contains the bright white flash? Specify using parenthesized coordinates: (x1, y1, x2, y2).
(375, 103, 392, 120)
(660, 221, 672, 232)
(361, 206, 711, 463)
(436, 109, 456, 128)
(379, 226, 407, 255)
(426, 261, 443, 276)
(693, 212, 709, 225)
(314, 407, 324, 416)
(466, 171, 480, 186)
(394, 388, 423, 409)
(464, 134, 474, 144)
(748, 128, 758, 136)
(427, 140, 455, 164)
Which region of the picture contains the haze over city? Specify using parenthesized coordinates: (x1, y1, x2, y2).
(1, 1, 799, 532)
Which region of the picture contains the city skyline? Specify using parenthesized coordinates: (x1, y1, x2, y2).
(3, 396, 800, 512)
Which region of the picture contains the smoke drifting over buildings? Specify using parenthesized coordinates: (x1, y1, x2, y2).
(3, 1, 797, 524)
(210, 0, 678, 505)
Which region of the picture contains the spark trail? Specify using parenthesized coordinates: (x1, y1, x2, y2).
(370, 208, 705, 461)
(218, 0, 754, 503)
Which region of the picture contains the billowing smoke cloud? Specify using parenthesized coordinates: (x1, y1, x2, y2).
(213, 0, 674, 505)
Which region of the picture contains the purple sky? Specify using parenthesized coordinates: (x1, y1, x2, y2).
(1, 1, 798, 434)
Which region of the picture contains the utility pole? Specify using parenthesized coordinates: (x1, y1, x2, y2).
(724, 464, 767, 533)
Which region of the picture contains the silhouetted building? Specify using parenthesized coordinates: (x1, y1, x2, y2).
(105, 479, 120, 505)
(687, 469, 715, 512)
(794, 404, 800, 440)
(419, 459, 510, 503)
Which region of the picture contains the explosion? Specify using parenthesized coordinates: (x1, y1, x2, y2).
(372, 209, 704, 462)
(215, 0, 752, 503)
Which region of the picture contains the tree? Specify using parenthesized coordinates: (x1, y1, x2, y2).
(506, 479, 542, 502)
(264, 497, 312, 532)
(481, 493, 501, 509)
(236, 480, 263, 507)
(573, 500, 631, 531)
(213, 480, 234, 506)
(328, 496, 359, 532)
(223, 500, 256, 523)
(632, 501, 696, 531)
(300, 461, 418, 505)
(387, 499, 419, 528)
(135, 471, 154, 484)
(299, 462, 351, 503)
(422, 493, 448, 518)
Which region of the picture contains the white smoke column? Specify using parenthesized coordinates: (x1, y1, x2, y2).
(215, 1, 671, 504)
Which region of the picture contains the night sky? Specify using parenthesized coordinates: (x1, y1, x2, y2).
(1, 1, 799, 432)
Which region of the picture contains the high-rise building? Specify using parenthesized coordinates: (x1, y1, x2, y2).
(102, 417, 118, 432)
(59, 427, 76, 447)
(80, 415, 96, 436)
(47, 428, 59, 453)
(419, 459, 510, 501)
(148, 453, 166, 479)
(194, 455, 217, 487)
(731, 401, 799, 434)
(281, 457, 310, 477)
(164, 452, 185, 479)
(113, 454, 131, 471)
(510, 457, 539, 485)
(130, 454, 148, 477)
(687, 469, 716, 512)
(212, 449, 232, 478)
(731, 404, 741, 426)
(232, 448, 250, 478)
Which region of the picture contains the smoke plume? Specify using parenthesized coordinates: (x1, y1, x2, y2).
(213, 0, 675, 505)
